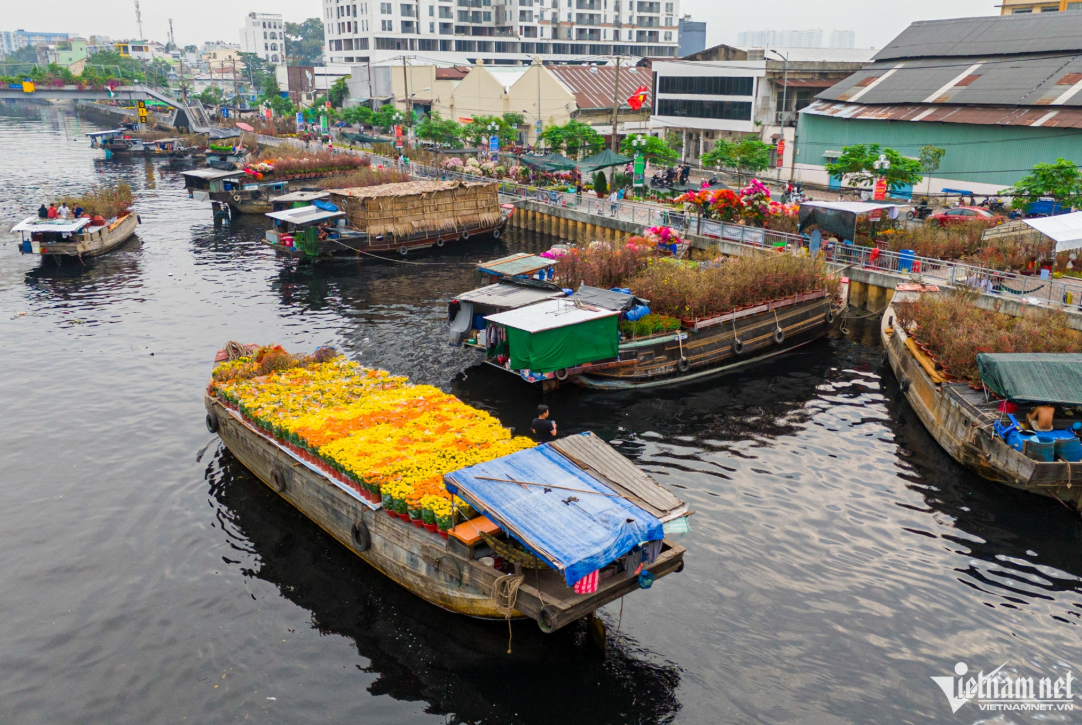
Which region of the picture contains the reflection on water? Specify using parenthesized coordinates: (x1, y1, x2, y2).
(3, 104, 1082, 724)
(208, 448, 682, 725)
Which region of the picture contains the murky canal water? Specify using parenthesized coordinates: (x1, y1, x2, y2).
(3, 104, 1082, 724)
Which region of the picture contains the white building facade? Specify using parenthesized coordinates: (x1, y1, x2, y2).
(321, 0, 681, 66)
(240, 12, 285, 64)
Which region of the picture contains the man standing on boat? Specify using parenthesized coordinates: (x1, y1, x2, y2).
(532, 404, 557, 439)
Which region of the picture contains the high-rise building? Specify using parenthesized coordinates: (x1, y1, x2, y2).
(776, 29, 822, 48)
(321, 0, 682, 66)
(829, 29, 855, 49)
(240, 12, 285, 64)
(737, 28, 829, 49)
(736, 29, 775, 47)
(677, 16, 705, 56)
(1, 30, 73, 57)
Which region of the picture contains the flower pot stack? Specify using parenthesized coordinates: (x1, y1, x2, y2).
(209, 346, 534, 526)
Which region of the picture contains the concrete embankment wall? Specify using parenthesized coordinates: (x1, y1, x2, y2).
(507, 199, 1082, 331)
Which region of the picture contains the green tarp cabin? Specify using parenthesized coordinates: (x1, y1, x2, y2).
(977, 353, 1082, 405)
(485, 299, 619, 373)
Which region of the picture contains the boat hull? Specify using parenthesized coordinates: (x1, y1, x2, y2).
(576, 294, 834, 390)
(881, 303, 1082, 507)
(33, 214, 139, 260)
(262, 220, 508, 259)
(205, 395, 684, 629)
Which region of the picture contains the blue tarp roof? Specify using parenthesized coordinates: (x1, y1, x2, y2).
(445, 441, 663, 587)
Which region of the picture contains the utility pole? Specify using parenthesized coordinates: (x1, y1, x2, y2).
(135, 0, 144, 39)
(771, 48, 789, 185)
(179, 60, 187, 104)
(231, 57, 239, 110)
(609, 56, 622, 154)
(402, 55, 411, 148)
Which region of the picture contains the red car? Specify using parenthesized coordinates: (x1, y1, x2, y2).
(929, 207, 1006, 227)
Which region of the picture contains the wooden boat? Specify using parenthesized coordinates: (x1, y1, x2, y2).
(579, 291, 836, 389)
(204, 393, 686, 632)
(881, 289, 1082, 508)
(473, 287, 837, 391)
(262, 193, 511, 258)
(87, 129, 145, 157)
(13, 213, 139, 261)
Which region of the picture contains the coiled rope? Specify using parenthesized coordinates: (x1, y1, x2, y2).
(492, 573, 525, 654)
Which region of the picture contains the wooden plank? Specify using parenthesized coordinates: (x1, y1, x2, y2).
(549, 433, 687, 521)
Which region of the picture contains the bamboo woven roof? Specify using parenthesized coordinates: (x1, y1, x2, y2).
(330, 179, 495, 200)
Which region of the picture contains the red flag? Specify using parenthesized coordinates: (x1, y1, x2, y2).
(626, 85, 649, 111)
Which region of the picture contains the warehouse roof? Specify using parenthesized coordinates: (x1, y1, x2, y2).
(802, 99, 1082, 129)
(818, 53, 1082, 108)
(549, 65, 652, 110)
(874, 13, 1082, 61)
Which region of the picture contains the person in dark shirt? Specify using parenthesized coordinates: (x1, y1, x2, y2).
(531, 404, 557, 439)
(37, 204, 48, 219)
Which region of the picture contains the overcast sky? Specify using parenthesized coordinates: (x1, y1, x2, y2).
(8, 0, 998, 50)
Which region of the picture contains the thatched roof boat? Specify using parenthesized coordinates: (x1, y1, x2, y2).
(330, 180, 501, 242)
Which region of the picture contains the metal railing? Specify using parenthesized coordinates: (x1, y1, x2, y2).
(265, 134, 1082, 311)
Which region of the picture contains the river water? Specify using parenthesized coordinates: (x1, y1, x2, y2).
(3, 104, 1082, 724)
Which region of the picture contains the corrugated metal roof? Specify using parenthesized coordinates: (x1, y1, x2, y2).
(485, 298, 619, 333)
(265, 207, 345, 224)
(875, 13, 1082, 61)
(549, 65, 651, 110)
(550, 432, 688, 523)
(820, 54, 1082, 108)
(802, 99, 1082, 129)
(457, 282, 566, 309)
(477, 252, 554, 277)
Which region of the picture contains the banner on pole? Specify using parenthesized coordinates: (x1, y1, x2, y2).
(874, 177, 887, 201)
(633, 154, 645, 187)
(775, 139, 785, 168)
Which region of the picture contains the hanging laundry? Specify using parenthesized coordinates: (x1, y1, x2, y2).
(642, 540, 663, 564)
(573, 570, 599, 595)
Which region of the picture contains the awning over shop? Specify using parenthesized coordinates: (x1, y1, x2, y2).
(978, 353, 1082, 405)
(519, 153, 578, 172)
(485, 298, 619, 373)
(1023, 211, 1082, 253)
(577, 148, 633, 173)
(798, 201, 900, 241)
(444, 437, 665, 586)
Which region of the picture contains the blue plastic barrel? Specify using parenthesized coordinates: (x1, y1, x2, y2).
(899, 249, 915, 273)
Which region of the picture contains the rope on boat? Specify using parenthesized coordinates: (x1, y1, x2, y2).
(312, 237, 479, 267)
(223, 341, 252, 361)
(492, 574, 525, 654)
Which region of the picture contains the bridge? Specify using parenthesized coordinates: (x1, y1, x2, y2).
(0, 85, 213, 131)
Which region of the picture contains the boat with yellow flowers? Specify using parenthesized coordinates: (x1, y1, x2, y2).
(205, 344, 688, 632)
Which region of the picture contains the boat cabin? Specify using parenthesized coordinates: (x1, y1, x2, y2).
(12, 217, 93, 253)
(450, 279, 567, 346)
(180, 169, 247, 201)
(483, 298, 621, 383)
(263, 205, 362, 255)
(144, 138, 185, 154)
(270, 190, 330, 213)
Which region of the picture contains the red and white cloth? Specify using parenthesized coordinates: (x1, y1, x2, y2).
(573, 570, 599, 595)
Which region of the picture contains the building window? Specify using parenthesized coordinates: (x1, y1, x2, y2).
(382, 19, 394, 29)
(401, 3, 415, 15)
(270, 32, 277, 38)
(439, 5, 452, 17)
(264, 43, 269, 50)
(658, 76, 755, 96)
(429, 4, 434, 13)
(664, 1, 671, 10)
(381, 2, 392, 11)
(263, 31, 267, 38)
(657, 98, 753, 121)
(272, 54, 279, 61)
(271, 43, 277, 50)
(663, 30, 671, 41)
